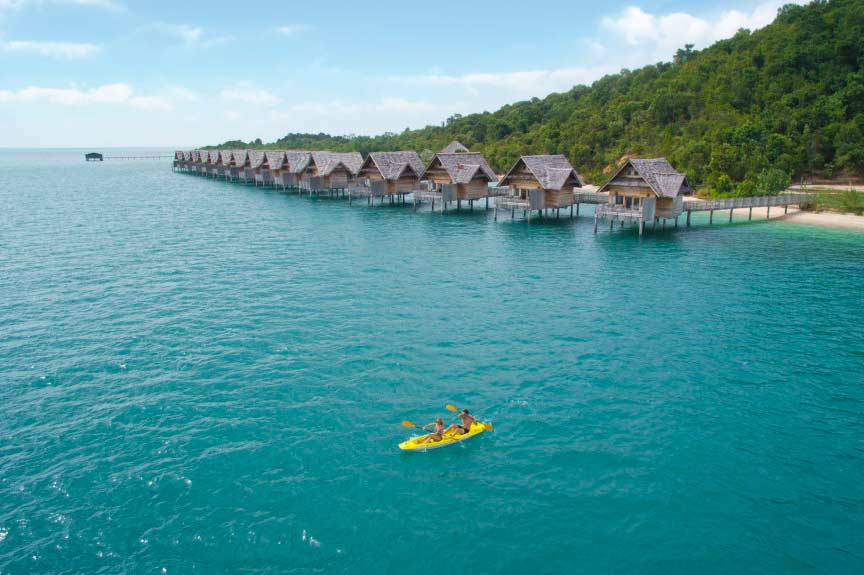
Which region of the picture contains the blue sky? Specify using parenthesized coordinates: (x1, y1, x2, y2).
(0, 0, 805, 147)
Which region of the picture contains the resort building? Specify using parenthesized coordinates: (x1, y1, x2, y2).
(418, 152, 499, 209)
(229, 150, 250, 182)
(497, 155, 584, 219)
(595, 158, 693, 235)
(304, 151, 363, 192)
(274, 151, 312, 189)
(263, 150, 287, 187)
(355, 151, 425, 204)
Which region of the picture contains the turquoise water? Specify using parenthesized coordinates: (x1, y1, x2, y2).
(1, 149, 863, 574)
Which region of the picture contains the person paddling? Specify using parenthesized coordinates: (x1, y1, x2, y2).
(420, 418, 445, 444)
(445, 409, 476, 436)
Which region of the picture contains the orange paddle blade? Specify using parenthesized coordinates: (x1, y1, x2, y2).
(483, 423, 494, 431)
(402, 420, 417, 428)
(445, 404, 458, 412)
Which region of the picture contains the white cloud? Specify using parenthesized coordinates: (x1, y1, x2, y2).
(1, 39, 99, 58)
(150, 22, 231, 48)
(600, 1, 809, 62)
(220, 84, 281, 106)
(276, 24, 312, 36)
(0, 83, 172, 110)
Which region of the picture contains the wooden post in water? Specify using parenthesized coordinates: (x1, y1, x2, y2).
(709, 210, 714, 225)
(570, 204, 574, 219)
(594, 215, 599, 234)
(576, 203, 580, 216)
(675, 216, 679, 229)
(729, 208, 733, 223)
(767, 206, 771, 219)
(785, 205, 788, 214)
(686, 211, 691, 227)
(639, 220, 644, 237)
(749, 207, 753, 221)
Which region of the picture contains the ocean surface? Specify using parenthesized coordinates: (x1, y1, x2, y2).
(1, 149, 863, 574)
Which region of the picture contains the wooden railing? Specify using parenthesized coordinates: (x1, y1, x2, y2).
(684, 193, 811, 211)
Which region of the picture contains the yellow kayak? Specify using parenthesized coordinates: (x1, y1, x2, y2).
(399, 421, 487, 451)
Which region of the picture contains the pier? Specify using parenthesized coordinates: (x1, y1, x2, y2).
(173, 149, 815, 237)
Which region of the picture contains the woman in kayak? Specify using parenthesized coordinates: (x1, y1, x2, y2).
(420, 418, 445, 444)
(445, 409, 476, 436)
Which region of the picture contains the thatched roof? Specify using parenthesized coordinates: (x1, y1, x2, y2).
(217, 151, 231, 165)
(265, 150, 286, 170)
(182, 151, 193, 161)
(363, 151, 425, 180)
(232, 150, 249, 166)
(248, 150, 266, 169)
(192, 150, 202, 162)
(440, 141, 469, 154)
(600, 158, 692, 197)
(423, 152, 497, 184)
(500, 155, 584, 191)
(286, 151, 312, 173)
(174, 151, 184, 160)
(312, 151, 364, 176)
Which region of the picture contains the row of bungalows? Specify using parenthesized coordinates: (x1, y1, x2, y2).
(173, 145, 693, 233)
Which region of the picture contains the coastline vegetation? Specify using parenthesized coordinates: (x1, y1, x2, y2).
(209, 0, 864, 204)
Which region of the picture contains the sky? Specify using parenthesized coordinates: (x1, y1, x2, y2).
(0, 0, 807, 147)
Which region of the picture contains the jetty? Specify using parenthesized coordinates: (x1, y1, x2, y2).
(172, 149, 813, 237)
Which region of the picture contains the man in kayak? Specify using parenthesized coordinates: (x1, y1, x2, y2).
(420, 418, 445, 444)
(445, 409, 476, 436)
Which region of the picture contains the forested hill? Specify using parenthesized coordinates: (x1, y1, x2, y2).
(213, 0, 864, 191)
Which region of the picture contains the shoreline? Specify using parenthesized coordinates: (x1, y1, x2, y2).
(777, 209, 864, 231)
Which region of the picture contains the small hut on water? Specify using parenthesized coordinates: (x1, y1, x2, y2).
(595, 158, 692, 235)
(261, 150, 286, 187)
(273, 151, 312, 189)
(419, 152, 499, 210)
(355, 151, 425, 205)
(497, 155, 584, 219)
(303, 151, 363, 193)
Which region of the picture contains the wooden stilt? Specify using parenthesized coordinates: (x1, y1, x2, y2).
(785, 205, 788, 214)
(639, 220, 644, 237)
(594, 216, 599, 234)
(686, 211, 691, 227)
(709, 210, 714, 225)
(767, 206, 771, 219)
(729, 208, 733, 222)
(494, 204, 498, 221)
(675, 216, 679, 228)
(576, 203, 580, 216)
(749, 207, 753, 221)
(570, 204, 574, 218)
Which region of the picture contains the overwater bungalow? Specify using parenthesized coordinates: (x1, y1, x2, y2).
(496, 155, 584, 219)
(244, 150, 264, 184)
(273, 151, 312, 189)
(189, 150, 201, 175)
(303, 151, 363, 193)
(261, 150, 286, 187)
(595, 158, 693, 235)
(204, 151, 219, 178)
(419, 152, 499, 210)
(355, 151, 425, 205)
(230, 150, 251, 183)
(213, 151, 228, 179)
